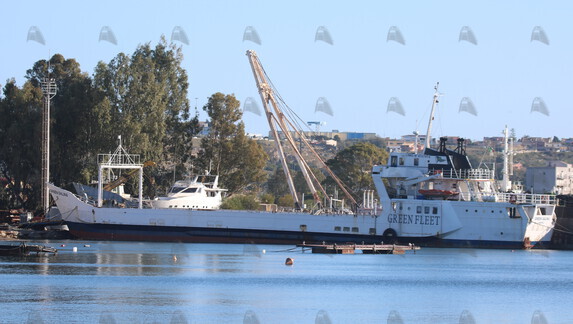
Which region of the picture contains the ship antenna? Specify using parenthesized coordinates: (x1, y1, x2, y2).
(424, 82, 442, 150)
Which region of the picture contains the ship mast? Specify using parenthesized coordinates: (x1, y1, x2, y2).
(501, 125, 512, 192)
(424, 82, 440, 150)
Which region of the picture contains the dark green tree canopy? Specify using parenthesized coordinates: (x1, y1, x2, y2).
(324, 142, 388, 201)
(199, 93, 267, 193)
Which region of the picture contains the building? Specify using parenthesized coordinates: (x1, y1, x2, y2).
(525, 161, 573, 194)
(273, 130, 378, 141)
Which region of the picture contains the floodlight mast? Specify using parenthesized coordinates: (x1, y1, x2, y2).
(41, 77, 57, 214)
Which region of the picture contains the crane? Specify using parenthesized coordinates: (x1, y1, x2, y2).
(246, 50, 357, 210)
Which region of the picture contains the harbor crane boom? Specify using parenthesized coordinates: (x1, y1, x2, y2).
(246, 50, 358, 210)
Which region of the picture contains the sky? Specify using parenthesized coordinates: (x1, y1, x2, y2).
(1, 0, 571, 141)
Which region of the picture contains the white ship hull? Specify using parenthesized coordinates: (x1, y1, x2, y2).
(49, 183, 553, 248)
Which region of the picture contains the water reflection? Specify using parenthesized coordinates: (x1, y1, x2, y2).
(0, 244, 570, 323)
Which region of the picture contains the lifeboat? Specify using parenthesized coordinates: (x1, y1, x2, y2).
(418, 189, 458, 198)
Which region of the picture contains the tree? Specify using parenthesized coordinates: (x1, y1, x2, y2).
(324, 142, 388, 201)
(199, 93, 267, 193)
(93, 37, 196, 165)
(0, 80, 43, 211)
(26, 54, 106, 186)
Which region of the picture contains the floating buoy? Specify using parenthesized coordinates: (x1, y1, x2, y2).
(72, 247, 78, 252)
(262, 249, 266, 254)
(285, 257, 294, 266)
(60, 244, 66, 247)
(173, 255, 177, 262)
(84, 244, 90, 248)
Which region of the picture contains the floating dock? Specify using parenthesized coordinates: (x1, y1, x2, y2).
(297, 242, 420, 254)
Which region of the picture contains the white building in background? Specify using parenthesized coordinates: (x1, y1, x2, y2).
(526, 161, 573, 194)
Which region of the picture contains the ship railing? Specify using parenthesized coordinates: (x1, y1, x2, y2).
(457, 192, 557, 204)
(429, 168, 494, 180)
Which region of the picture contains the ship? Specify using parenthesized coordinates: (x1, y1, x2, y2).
(371, 84, 555, 248)
(48, 51, 555, 248)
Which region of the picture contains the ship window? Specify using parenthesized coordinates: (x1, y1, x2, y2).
(352, 227, 359, 233)
(432, 207, 438, 214)
(391, 156, 398, 167)
(414, 158, 419, 166)
(424, 206, 430, 214)
(169, 187, 186, 193)
(399, 157, 405, 166)
(334, 226, 341, 231)
(538, 207, 547, 215)
(417, 206, 422, 213)
(343, 227, 350, 232)
(183, 188, 198, 193)
(300, 224, 307, 232)
(369, 228, 376, 235)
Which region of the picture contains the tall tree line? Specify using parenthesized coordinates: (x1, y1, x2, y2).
(0, 39, 267, 213)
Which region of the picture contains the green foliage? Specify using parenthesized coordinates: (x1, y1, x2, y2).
(0, 80, 43, 210)
(277, 194, 294, 207)
(221, 194, 259, 210)
(0, 39, 199, 210)
(199, 93, 267, 193)
(259, 193, 275, 204)
(324, 142, 388, 200)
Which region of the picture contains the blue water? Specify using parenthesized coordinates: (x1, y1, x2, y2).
(0, 241, 571, 324)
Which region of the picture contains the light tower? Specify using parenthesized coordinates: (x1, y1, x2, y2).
(41, 77, 57, 213)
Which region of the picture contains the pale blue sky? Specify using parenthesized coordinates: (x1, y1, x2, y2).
(2, 0, 570, 140)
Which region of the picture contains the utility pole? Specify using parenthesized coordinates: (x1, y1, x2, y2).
(41, 77, 57, 214)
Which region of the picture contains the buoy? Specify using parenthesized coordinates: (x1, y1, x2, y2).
(84, 244, 90, 247)
(173, 255, 177, 262)
(60, 244, 66, 247)
(285, 257, 294, 266)
(262, 249, 266, 254)
(72, 247, 78, 252)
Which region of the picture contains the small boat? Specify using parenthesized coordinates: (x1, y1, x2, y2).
(150, 174, 227, 210)
(0, 243, 57, 256)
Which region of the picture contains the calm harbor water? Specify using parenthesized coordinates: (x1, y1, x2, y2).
(0, 241, 571, 324)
